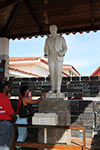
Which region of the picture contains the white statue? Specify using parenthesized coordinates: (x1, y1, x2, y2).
(44, 25, 67, 94)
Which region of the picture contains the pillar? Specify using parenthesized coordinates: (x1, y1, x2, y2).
(0, 38, 9, 80)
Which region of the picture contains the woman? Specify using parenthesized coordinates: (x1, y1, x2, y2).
(16, 85, 46, 150)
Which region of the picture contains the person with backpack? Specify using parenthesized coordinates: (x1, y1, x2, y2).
(16, 85, 46, 150)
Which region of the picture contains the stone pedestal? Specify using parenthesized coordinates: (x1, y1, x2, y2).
(46, 92, 65, 98)
(38, 98, 71, 149)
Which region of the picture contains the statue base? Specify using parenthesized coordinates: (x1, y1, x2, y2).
(46, 92, 65, 98)
(38, 98, 71, 148)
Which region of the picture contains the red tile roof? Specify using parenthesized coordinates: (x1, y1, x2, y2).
(63, 64, 81, 76)
(62, 71, 71, 77)
(9, 57, 80, 77)
(9, 67, 41, 77)
(9, 57, 40, 61)
(40, 58, 48, 65)
(71, 66, 80, 76)
(91, 66, 100, 76)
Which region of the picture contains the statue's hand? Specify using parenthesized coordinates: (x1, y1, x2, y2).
(56, 50, 65, 57)
(44, 54, 48, 58)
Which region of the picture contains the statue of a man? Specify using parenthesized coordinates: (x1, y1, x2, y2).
(44, 25, 67, 94)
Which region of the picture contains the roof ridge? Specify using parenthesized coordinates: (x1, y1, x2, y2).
(9, 66, 41, 77)
(9, 56, 40, 61)
(91, 66, 100, 76)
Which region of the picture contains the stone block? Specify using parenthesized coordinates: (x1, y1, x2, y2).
(94, 101, 100, 112)
(96, 113, 100, 126)
(32, 113, 58, 125)
(38, 98, 71, 147)
(39, 102, 70, 125)
(38, 128, 71, 145)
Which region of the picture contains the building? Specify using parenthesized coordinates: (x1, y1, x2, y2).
(91, 66, 100, 76)
(9, 57, 80, 78)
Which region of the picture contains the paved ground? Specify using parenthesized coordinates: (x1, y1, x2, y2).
(72, 137, 92, 150)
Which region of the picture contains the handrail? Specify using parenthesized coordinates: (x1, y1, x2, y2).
(13, 124, 86, 150)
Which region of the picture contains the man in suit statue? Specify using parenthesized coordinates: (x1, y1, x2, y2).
(44, 25, 67, 94)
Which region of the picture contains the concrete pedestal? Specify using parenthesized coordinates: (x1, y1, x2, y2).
(46, 92, 65, 98)
(38, 98, 71, 149)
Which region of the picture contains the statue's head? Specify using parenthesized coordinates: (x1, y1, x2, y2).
(49, 25, 57, 35)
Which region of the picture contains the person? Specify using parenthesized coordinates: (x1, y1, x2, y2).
(44, 24, 67, 94)
(16, 85, 46, 150)
(7, 90, 11, 98)
(0, 81, 17, 150)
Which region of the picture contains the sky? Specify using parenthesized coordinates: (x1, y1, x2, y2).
(9, 31, 100, 76)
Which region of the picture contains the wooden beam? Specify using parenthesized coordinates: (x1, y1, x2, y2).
(2, 24, 100, 39)
(91, 0, 95, 26)
(14, 124, 85, 130)
(0, 0, 21, 10)
(2, 1, 23, 34)
(24, 0, 42, 32)
(15, 142, 82, 150)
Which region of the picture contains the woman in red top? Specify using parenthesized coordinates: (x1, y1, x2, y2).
(16, 85, 46, 150)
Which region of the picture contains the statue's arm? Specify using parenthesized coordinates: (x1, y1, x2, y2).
(57, 37, 67, 57)
(44, 38, 48, 58)
(62, 37, 67, 54)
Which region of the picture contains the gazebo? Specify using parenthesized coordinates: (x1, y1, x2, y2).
(1, 1, 100, 149)
(0, 0, 100, 80)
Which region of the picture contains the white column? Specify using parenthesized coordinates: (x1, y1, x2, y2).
(44, 128, 47, 150)
(0, 38, 9, 78)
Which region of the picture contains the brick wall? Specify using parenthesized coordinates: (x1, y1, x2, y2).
(9, 77, 100, 138)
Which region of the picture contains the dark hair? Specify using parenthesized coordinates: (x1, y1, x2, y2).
(0, 81, 9, 92)
(19, 85, 28, 96)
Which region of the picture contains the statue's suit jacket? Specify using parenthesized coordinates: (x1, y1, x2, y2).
(44, 35, 67, 63)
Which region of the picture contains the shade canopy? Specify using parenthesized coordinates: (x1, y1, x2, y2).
(0, 0, 100, 39)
